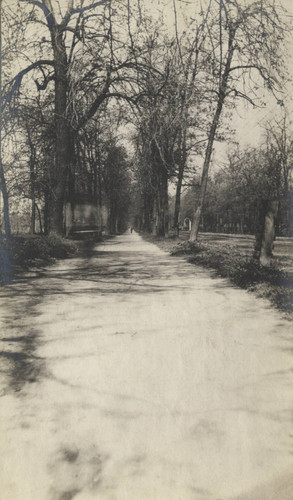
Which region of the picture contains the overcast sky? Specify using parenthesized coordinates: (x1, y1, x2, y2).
(4, 0, 293, 163)
(166, 0, 293, 152)
(130, 0, 293, 165)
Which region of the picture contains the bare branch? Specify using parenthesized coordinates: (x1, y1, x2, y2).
(35, 72, 55, 91)
(2, 60, 55, 111)
(19, 0, 56, 30)
(60, 0, 110, 27)
(229, 64, 263, 73)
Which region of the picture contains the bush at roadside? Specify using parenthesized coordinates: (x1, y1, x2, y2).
(171, 239, 293, 316)
(142, 235, 293, 318)
(0, 234, 77, 284)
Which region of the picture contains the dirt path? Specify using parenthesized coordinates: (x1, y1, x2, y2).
(0, 232, 293, 500)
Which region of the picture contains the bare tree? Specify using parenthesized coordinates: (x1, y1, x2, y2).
(2, 0, 147, 234)
(254, 111, 293, 264)
(0, 0, 11, 235)
(189, 0, 290, 242)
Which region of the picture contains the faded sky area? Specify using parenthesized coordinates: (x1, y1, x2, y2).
(175, 0, 293, 152)
(4, 0, 293, 158)
(149, 0, 293, 154)
(139, 0, 293, 161)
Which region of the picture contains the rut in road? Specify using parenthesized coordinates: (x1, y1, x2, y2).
(0, 231, 293, 500)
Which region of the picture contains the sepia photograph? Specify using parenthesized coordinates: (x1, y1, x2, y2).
(0, 0, 293, 499)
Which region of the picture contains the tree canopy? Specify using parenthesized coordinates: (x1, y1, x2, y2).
(1, 0, 292, 263)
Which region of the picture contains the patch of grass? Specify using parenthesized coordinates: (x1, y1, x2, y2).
(46, 234, 78, 259)
(142, 233, 181, 252)
(143, 234, 293, 318)
(0, 234, 77, 284)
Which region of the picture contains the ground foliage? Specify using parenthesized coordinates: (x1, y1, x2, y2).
(0, 234, 77, 284)
(143, 235, 293, 319)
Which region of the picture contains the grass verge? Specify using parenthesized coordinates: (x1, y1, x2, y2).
(0, 234, 78, 285)
(142, 234, 293, 319)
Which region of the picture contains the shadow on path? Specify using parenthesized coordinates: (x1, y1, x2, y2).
(0, 295, 46, 393)
(0, 232, 293, 500)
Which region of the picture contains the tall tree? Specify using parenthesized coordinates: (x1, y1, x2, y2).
(189, 0, 289, 241)
(131, 29, 185, 236)
(2, 0, 146, 234)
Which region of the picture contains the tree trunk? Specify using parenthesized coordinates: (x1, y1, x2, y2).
(143, 192, 154, 233)
(190, 27, 236, 242)
(156, 168, 168, 237)
(174, 177, 181, 236)
(49, 25, 70, 234)
(0, 159, 11, 236)
(164, 194, 169, 237)
(174, 131, 187, 236)
(0, 4, 10, 237)
(254, 200, 279, 266)
(31, 194, 36, 235)
(35, 203, 43, 234)
(43, 186, 50, 235)
(27, 124, 36, 235)
(189, 103, 222, 241)
(97, 164, 103, 232)
(109, 202, 117, 234)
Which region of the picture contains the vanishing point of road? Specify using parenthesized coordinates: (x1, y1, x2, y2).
(0, 232, 293, 500)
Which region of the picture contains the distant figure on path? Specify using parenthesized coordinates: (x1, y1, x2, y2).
(131, 227, 133, 233)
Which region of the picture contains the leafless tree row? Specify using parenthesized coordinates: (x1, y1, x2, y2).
(0, 0, 292, 263)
